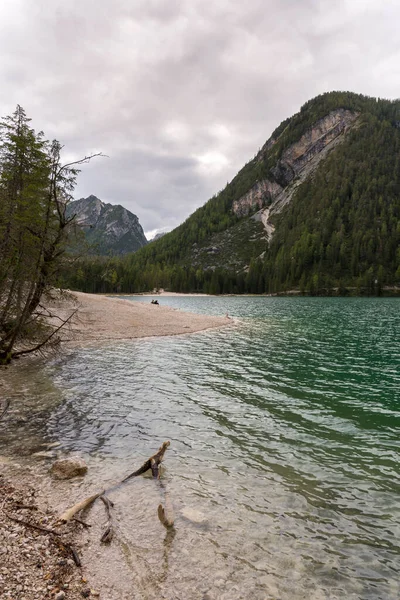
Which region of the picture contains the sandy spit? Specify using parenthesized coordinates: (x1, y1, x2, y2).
(48, 291, 231, 345)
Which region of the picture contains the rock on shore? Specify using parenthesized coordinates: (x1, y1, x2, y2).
(50, 457, 88, 480)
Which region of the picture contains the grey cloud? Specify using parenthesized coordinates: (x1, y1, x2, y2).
(1, 0, 400, 233)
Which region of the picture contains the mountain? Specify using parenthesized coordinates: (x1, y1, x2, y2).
(62, 92, 400, 295)
(67, 195, 147, 255)
(125, 91, 400, 293)
(150, 232, 167, 242)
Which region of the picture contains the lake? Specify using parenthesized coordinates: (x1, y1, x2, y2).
(1, 297, 399, 599)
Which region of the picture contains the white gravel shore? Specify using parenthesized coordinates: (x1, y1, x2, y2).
(49, 291, 230, 345)
(0, 472, 94, 600)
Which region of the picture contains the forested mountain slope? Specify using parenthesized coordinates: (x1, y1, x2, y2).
(61, 92, 400, 295)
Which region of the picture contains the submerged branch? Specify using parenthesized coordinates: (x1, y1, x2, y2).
(58, 492, 104, 524)
(121, 441, 170, 483)
(100, 495, 114, 543)
(58, 441, 171, 524)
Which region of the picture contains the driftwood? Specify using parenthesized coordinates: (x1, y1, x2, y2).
(4, 511, 61, 535)
(157, 481, 175, 528)
(4, 510, 81, 566)
(121, 441, 170, 483)
(68, 545, 82, 567)
(55, 539, 82, 567)
(73, 516, 92, 528)
(59, 491, 104, 523)
(58, 441, 172, 527)
(100, 495, 114, 543)
(157, 502, 174, 528)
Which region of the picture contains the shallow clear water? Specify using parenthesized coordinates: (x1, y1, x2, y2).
(1, 297, 400, 599)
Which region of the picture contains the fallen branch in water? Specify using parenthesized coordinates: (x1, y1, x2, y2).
(157, 481, 175, 528)
(121, 441, 170, 483)
(73, 516, 92, 528)
(100, 495, 114, 543)
(59, 491, 104, 523)
(58, 441, 171, 525)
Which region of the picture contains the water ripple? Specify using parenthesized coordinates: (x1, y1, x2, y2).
(1, 297, 399, 599)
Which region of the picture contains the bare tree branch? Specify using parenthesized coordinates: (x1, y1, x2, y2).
(11, 308, 77, 358)
(57, 152, 107, 175)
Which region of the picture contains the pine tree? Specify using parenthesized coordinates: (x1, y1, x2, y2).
(0, 106, 101, 362)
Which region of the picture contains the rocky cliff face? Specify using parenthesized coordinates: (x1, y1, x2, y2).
(233, 109, 359, 233)
(270, 108, 358, 186)
(189, 108, 360, 269)
(67, 195, 147, 255)
(232, 179, 282, 217)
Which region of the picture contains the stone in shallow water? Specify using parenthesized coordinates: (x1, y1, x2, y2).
(42, 441, 62, 449)
(50, 457, 87, 480)
(32, 451, 57, 458)
(181, 507, 207, 524)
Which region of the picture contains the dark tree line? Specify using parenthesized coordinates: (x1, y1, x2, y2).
(0, 106, 100, 363)
(59, 92, 400, 297)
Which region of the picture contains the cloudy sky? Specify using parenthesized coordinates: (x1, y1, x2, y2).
(1, 0, 399, 238)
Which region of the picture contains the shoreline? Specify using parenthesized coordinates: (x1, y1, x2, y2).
(113, 288, 400, 298)
(47, 290, 232, 346)
(0, 291, 233, 599)
(0, 464, 93, 600)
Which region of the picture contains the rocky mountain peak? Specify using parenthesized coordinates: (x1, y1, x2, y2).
(67, 195, 147, 255)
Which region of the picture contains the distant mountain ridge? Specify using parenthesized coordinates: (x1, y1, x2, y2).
(62, 92, 400, 295)
(125, 91, 400, 294)
(151, 232, 167, 242)
(67, 195, 147, 255)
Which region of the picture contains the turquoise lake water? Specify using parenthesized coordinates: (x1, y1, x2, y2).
(1, 297, 399, 599)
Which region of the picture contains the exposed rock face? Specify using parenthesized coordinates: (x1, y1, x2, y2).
(71, 194, 103, 224)
(232, 180, 282, 217)
(251, 207, 275, 240)
(67, 195, 147, 255)
(50, 457, 88, 480)
(233, 109, 359, 237)
(270, 109, 358, 187)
